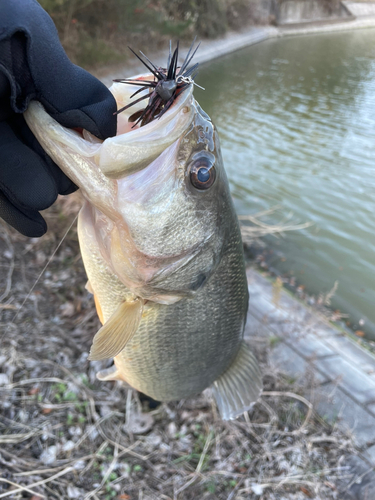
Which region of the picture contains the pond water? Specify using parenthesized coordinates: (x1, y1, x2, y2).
(197, 29, 375, 340)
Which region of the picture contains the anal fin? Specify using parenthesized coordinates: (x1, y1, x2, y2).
(211, 342, 263, 420)
(88, 298, 143, 361)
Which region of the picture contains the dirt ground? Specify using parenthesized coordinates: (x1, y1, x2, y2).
(0, 195, 363, 499)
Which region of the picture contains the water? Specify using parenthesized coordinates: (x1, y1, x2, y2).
(196, 30, 375, 339)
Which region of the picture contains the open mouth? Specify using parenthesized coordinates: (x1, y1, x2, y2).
(113, 40, 201, 130)
(112, 73, 194, 137)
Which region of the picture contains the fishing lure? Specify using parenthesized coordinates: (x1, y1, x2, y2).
(114, 39, 204, 127)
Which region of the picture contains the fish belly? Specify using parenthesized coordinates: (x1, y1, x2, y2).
(78, 203, 249, 401)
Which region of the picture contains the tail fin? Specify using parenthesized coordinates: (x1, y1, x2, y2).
(211, 342, 262, 420)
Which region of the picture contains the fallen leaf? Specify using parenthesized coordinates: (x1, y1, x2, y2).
(355, 330, 365, 337)
(300, 486, 313, 497)
(60, 302, 75, 317)
(324, 480, 336, 490)
(123, 411, 154, 434)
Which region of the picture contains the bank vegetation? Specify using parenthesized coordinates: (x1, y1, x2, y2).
(41, 0, 340, 68)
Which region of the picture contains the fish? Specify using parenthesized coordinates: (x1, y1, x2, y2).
(24, 47, 262, 420)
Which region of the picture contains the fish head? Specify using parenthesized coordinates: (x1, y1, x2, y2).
(111, 92, 234, 302)
(24, 74, 237, 303)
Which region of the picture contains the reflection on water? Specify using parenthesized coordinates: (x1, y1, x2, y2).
(197, 30, 375, 339)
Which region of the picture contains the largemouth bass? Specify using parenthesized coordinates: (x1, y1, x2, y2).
(24, 54, 262, 420)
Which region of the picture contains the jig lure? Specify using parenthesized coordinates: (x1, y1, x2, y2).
(114, 39, 203, 127)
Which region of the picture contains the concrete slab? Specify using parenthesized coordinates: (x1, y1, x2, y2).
(313, 383, 375, 448)
(344, 1, 375, 17)
(367, 403, 375, 417)
(285, 333, 337, 359)
(364, 444, 375, 466)
(316, 357, 375, 406)
(247, 294, 290, 325)
(244, 313, 273, 338)
(246, 267, 375, 454)
(323, 334, 375, 377)
(338, 455, 375, 499)
(269, 341, 329, 384)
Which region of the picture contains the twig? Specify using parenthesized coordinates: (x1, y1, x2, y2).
(175, 430, 213, 495)
(0, 230, 14, 303)
(262, 391, 313, 433)
(0, 466, 74, 499)
(0, 478, 45, 499)
(12, 214, 78, 322)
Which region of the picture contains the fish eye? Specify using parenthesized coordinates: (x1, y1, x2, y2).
(189, 158, 216, 190)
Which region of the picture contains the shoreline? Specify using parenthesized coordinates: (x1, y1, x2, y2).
(248, 254, 375, 350)
(96, 12, 375, 86)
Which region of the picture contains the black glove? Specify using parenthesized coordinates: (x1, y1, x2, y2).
(0, 0, 117, 237)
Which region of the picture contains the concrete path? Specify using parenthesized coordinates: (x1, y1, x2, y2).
(98, 27, 276, 86)
(344, 1, 375, 17)
(245, 268, 375, 496)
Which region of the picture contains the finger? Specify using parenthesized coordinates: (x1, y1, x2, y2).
(43, 72, 118, 140)
(11, 114, 78, 196)
(0, 190, 46, 237)
(0, 121, 58, 211)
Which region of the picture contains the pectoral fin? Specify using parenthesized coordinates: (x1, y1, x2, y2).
(211, 342, 263, 420)
(88, 298, 143, 361)
(96, 365, 131, 388)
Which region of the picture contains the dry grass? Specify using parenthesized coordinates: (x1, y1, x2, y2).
(0, 196, 359, 499)
(239, 206, 313, 243)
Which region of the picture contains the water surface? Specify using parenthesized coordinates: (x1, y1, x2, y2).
(197, 30, 375, 339)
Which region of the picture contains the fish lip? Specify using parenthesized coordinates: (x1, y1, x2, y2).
(26, 76, 194, 162)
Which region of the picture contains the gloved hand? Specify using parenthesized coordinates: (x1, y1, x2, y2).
(0, 0, 117, 237)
